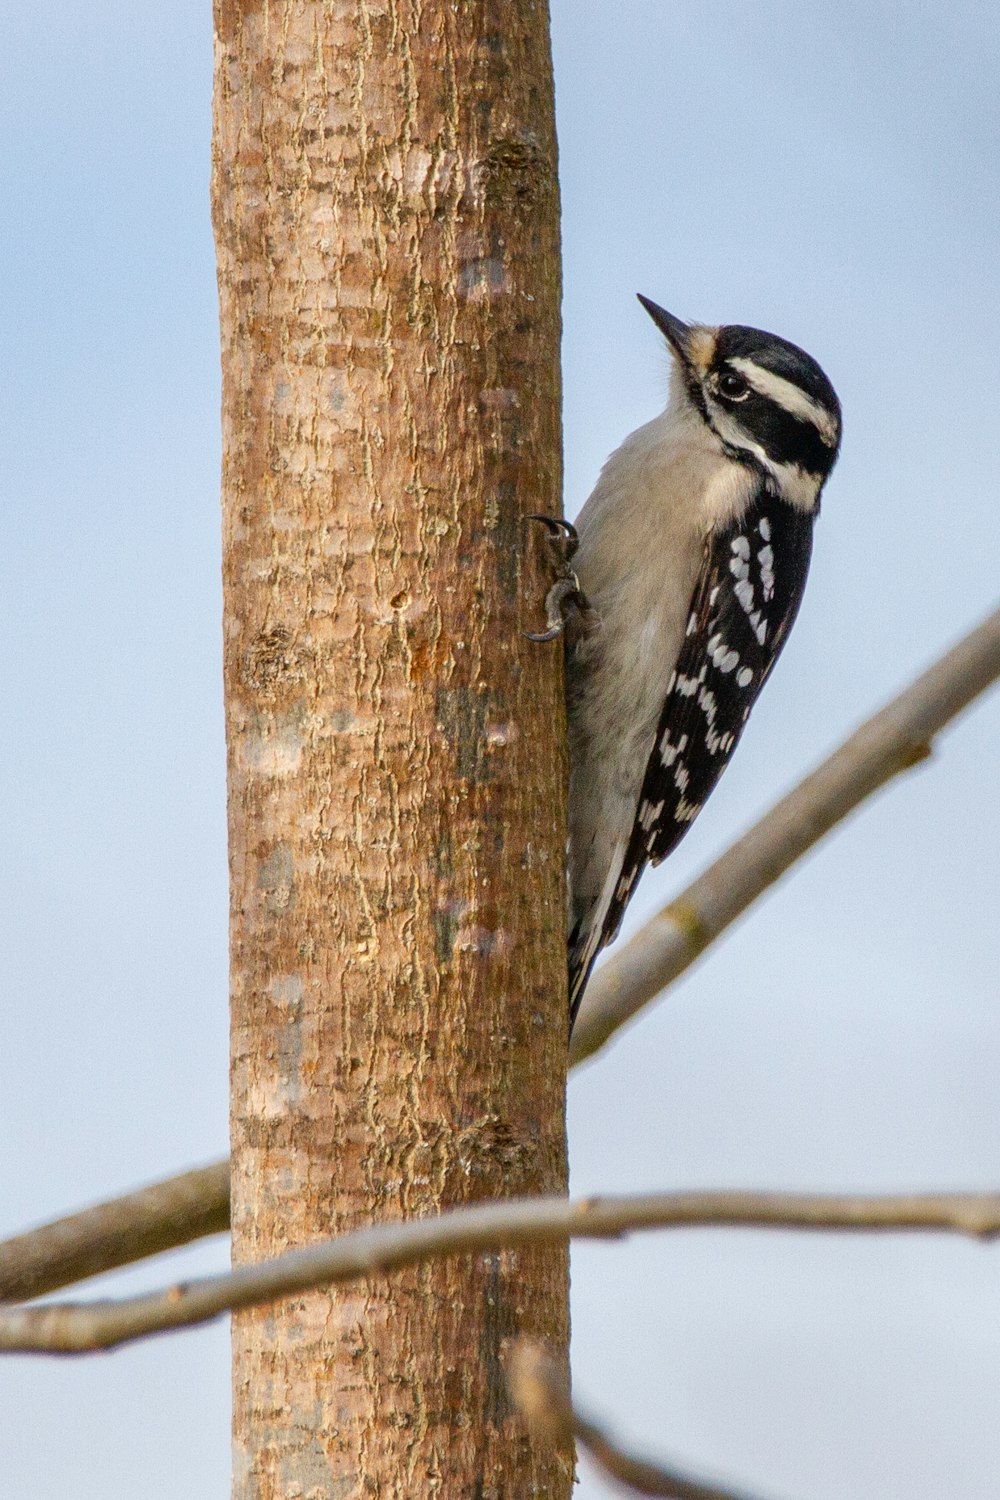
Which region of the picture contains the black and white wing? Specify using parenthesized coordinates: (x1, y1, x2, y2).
(568, 490, 814, 1020)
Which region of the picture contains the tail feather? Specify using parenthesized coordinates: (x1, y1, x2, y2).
(568, 924, 600, 1031)
(567, 837, 626, 1032)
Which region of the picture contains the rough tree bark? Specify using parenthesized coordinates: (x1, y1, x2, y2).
(212, 3, 570, 1498)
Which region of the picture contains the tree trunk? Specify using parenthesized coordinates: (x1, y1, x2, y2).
(212, 3, 570, 1497)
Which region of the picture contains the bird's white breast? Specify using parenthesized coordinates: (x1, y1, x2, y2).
(566, 383, 757, 935)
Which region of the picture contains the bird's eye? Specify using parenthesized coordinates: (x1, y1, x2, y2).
(717, 371, 750, 400)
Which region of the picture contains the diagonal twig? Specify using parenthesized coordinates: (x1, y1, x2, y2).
(508, 1339, 779, 1500)
(3, 606, 999, 1299)
(2, 1188, 999, 1355)
(570, 602, 1000, 1063)
(0, 1162, 231, 1303)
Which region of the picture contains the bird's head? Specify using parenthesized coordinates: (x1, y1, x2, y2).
(639, 294, 842, 511)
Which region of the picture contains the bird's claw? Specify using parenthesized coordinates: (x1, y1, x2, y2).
(523, 514, 593, 643)
(526, 513, 580, 559)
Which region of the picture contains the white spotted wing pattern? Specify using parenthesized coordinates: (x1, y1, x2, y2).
(568, 488, 814, 1016)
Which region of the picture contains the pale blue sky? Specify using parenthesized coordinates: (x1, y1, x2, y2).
(2, 4, 999, 1497)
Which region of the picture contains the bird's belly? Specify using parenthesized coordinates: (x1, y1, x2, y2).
(566, 593, 687, 925)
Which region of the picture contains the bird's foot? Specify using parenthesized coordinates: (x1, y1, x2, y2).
(523, 514, 597, 642)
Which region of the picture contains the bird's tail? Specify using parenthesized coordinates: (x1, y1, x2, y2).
(567, 921, 601, 1033)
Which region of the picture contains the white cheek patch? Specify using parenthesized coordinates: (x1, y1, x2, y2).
(706, 403, 822, 512)
(728, 357, 839, 448)
(764, 459, 823, 510)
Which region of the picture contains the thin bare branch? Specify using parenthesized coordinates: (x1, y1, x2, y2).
(0, 1163, 230, 1303)
(4, 606, 1000, 1298)
(571, 602, 1000, 1064)
(2, 1188, 998, 1355)
(573, 1413, 768, 1500)
(509, 1339, 777, 1500)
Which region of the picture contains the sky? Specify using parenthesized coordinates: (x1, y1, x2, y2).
(2, 3, 999, 1497)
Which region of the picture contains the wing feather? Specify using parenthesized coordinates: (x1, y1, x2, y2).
(568, 490, 814, 1022)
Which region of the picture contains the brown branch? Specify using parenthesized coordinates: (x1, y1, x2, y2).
(2, 1188, 998, 1354)
(571, 602, 1000, 1064)
(0, 1163, 230, 1303)
(4, 605, 1000, 1298)
(508, 1339, 777, 1500)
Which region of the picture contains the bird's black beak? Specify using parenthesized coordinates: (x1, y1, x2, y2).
(637, 295, 693, 365)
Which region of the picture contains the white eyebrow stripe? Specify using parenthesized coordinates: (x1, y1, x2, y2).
(728, 357, 839, 447)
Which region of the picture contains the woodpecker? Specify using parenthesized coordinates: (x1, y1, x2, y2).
(555, 296, 842, 1025)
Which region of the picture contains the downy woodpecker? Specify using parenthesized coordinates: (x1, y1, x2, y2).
(560, 296, 842, 1024)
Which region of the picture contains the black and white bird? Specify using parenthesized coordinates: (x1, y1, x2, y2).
(561, 296, 842, 1024)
